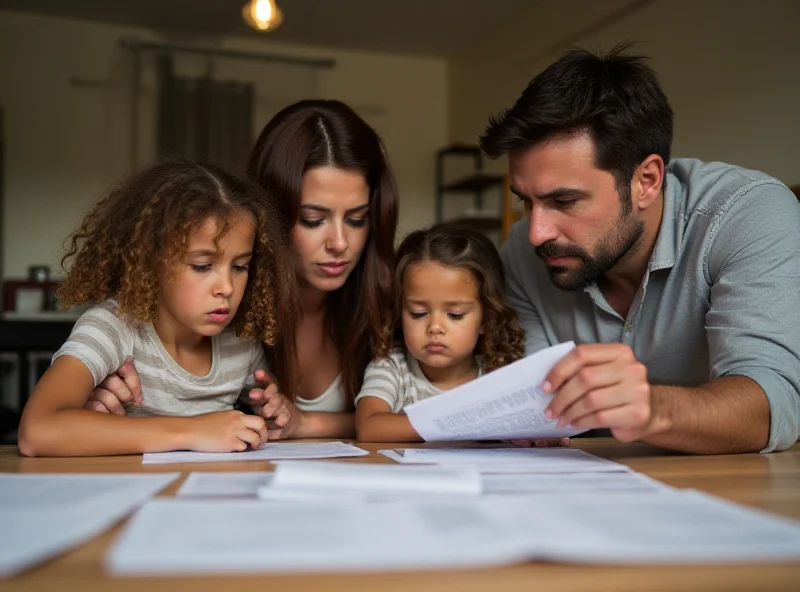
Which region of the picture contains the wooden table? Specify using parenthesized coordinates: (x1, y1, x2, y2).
(2, 439, 799, 591)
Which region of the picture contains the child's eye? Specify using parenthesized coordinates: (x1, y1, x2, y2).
(447, 313, 466, 320)
(233, 264, 250, 273)
(409, 311, 427, 319)
(298, 219, 324, 228)
(190, 264, 212, 272)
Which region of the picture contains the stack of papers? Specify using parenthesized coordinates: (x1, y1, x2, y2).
(177, 472, 275, 498)
(176, 467, 669, 500)
(256, 462, 482, 501)
(0, 473, 179, 577)
(405, 342, 585, 441)
(380, 447, 628, 473)
(107, 491, 800, 575)
(142, 441, 368, 464)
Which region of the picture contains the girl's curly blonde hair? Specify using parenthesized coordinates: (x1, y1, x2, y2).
(58, 159, 299, 366)
(375, 222, 525, 372)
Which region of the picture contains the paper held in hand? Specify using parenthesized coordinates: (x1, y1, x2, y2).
(405, 341, 585, 442)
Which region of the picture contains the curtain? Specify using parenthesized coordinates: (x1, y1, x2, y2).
(157, 55, 254, 173)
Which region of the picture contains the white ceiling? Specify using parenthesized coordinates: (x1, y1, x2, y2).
(0, 0, 535, 58)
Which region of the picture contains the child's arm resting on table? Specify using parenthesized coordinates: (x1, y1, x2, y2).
(18, 356, 267, 457)
(355, 396, 422, 443)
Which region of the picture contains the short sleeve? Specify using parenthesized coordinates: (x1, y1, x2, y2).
(52, 304, 133, 387)
(354, 355, 404, 411)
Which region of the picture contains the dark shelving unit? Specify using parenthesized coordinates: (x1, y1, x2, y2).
(435, 143, 505, 232)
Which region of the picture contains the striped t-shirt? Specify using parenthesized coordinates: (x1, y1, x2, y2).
(354, 347, 483, 413)
(53, 301, 267, 418)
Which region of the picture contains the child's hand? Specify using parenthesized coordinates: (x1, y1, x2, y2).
(187, 410, 267, 452)
(509, 438, 571, 448)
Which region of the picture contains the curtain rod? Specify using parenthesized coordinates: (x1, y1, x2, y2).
(120, 37, 336, 69)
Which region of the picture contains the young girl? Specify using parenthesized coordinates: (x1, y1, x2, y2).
(355, 223, 526, 442)
(18, 159, 298, 457)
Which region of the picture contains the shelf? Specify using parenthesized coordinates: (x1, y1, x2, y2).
(440, 174, 506, 193)
(446, 216, 503, 231)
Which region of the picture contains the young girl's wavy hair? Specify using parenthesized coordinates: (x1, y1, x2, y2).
(58, 158, 299, 354)
(376, 222, 525, 372)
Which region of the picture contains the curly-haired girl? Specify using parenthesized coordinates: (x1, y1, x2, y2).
(18, 159, 298, 457)
(355, 222, 525, 442)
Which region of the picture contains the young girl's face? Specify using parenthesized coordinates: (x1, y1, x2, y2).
(156, 212, 255, 341)
(401, 261, 483, 371)
(291, 166, 370, 295)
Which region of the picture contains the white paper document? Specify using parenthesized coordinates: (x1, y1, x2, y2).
(177, 472, 274, 498)
(256, 461, 482, 501)
(527, 490, 800, 563)
(0, 473, 179, 578)
(405, 342, 585, 441)
(142, 441, 368, 464)
(107, 491, 800, 575)
(381, 447, 628, 473)
(481, 471, 670, 495)
(177, 466, 665, 501)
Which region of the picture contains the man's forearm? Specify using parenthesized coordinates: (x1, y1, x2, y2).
(643, 376, 770, 454)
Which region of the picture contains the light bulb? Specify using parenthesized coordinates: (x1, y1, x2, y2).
(243, 0, 284, 32)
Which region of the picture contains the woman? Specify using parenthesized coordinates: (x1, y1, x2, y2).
(84, 99, 398, 439)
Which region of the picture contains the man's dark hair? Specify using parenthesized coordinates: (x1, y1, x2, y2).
(480, 43, 673, 201)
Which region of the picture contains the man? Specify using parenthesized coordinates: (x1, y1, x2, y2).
(481, 45, 800, 453)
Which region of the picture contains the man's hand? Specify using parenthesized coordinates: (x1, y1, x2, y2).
(543, 343, 654, 442)
(84, 356, 142, 414)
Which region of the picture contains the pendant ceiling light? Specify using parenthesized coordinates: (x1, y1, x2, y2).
(242, 0, 284, 32)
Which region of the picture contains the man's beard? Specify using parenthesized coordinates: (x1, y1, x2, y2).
(536, 212, 644, 292)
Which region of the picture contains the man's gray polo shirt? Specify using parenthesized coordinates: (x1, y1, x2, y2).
(501, 158, 800, 452)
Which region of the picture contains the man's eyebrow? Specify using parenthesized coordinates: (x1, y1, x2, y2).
(537, 187, 591, 200)
(510, 186, 590, 200)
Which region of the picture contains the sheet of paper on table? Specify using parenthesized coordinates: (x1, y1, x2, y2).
(380, 447, 628, 473)
(256, 461, 482, 501)
(142, 441, 368, 464)
(0, 473, 179, 578)
(107, 490, 800, 575)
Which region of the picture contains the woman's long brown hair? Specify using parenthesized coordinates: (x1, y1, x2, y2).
(247, 100, 398, 404)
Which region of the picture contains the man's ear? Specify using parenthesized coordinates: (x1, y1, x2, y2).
(633, 154, 665, 211)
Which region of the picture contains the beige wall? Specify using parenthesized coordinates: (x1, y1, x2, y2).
(449, 0, 800, 186)
(0, 10, 448, 279)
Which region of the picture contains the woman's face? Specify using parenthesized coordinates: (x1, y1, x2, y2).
(292, 166, 371, 294)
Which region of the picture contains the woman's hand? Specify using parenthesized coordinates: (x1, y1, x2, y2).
(83, 356, 142, 414)
(244, 369, 304, 440)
